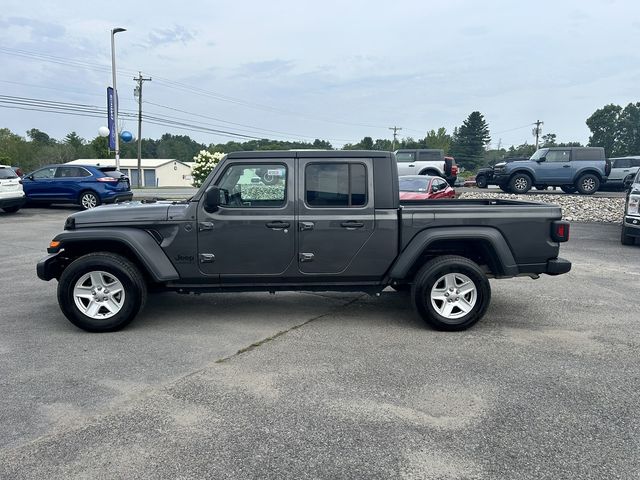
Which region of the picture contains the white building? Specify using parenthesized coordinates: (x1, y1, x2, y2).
(67, 159, 193, 187)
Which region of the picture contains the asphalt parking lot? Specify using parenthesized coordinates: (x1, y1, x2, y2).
(1, 207, 639, 479)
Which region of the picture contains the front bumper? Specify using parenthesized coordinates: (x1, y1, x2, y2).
(545, 257, 572, 276)
(37, 252, 62, 281)
(623, 216, 640, 236)
(0, 195, 26, 209)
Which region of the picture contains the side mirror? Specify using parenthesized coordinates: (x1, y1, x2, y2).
(204, 186, 220, 212)
(26, 175, 34, 180)
(536, 157, 546, 163)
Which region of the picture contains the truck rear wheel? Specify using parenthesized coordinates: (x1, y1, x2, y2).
(57, 252, 147, 332)
(411, 255, 491, 331)
(575, 173, 600, 195)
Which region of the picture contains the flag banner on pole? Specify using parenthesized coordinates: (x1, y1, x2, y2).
(107, 87, 115, 150)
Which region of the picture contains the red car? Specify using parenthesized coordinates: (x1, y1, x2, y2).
(399, 175, 456, 200)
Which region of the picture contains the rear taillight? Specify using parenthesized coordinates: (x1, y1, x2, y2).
(552, 221, 570, 242)
(96, 177, 118, 183)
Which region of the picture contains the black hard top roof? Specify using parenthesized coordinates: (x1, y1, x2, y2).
(225, 150, 393, 159)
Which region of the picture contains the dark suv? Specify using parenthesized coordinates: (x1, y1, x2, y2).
(491, 147, 611, 194)
(22, 164, 132, 209)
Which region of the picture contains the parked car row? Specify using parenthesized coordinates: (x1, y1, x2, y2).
(2, 164, 133, 210)
(0, 164, 26, 213)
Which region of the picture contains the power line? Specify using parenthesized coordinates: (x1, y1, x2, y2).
(389, 126, 402, 151)
(0, 47, 407, 132)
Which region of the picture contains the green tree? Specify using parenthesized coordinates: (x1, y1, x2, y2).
(425, 127, 452, 152)
(88, 136, 111, 159)
(26, 128, 55, 145)
(616, 102, 640, 156)
(541, 133, 557, 147)
(586, 104, 622, 157)
(449, 112, 491, 170)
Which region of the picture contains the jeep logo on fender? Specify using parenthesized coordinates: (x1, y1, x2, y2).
(174, 254, 194, 264)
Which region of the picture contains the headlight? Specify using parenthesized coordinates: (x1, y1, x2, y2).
(628, 194, 640, 216)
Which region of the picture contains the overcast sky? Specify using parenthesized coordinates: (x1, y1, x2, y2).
(1, 0, 639, 149)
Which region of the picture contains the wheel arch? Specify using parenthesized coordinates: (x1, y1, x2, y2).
(573, 169, 604, 182)
(50, 228, 179, 283)
(508, 169, 535, 181)
(419, 168, 442, 176)
(388, 227, 518, 281)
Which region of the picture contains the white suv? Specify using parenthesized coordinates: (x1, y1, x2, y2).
(0, 165, 26, 213)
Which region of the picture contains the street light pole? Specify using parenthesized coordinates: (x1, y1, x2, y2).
(110, 27, 126, 171)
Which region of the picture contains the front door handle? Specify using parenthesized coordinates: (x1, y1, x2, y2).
(408, 164, 415, 167)
(266, 221, 290, 230)
(341, 221, 364, 229)
(563, 165, 570, 168)
(198, 222, 214, 231)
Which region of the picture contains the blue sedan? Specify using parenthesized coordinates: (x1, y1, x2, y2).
(22, 164, 133, 209)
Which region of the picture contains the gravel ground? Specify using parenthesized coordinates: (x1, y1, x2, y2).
(460, 191, 626, 223)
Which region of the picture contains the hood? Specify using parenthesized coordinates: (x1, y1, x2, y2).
(67, 201, 174, 227)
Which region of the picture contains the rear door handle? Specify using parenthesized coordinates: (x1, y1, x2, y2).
(266, 221, 290, 230)
(300, 221, 315, 231)
(341, 221, 364, 229)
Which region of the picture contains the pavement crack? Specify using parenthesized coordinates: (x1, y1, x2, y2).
(214, 294, 365, 364)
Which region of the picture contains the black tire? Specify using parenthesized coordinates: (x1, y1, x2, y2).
(57, 252, 147, 332)
(561, 185, 577, 194)
(79, 191, 101, 210)
(2, 206, 20, 213)
(411, 255, 491, 331)
(621, 227, 636, 246)
(508, 173, 532, 194)
(475, 175, 488, 189)
(534, 184, 548, 191)
(575, 173, 600, 195)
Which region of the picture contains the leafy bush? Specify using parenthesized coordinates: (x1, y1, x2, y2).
(192, 150, 224, 187)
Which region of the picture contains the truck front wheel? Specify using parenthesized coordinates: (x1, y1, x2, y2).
(57, 252, 147, 332)
(411, 255, 491, 331)
(475, 174, 488, 188)
(508, 173, 532, 194)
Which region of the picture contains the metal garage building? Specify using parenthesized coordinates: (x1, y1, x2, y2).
(67, 159, 193, 187)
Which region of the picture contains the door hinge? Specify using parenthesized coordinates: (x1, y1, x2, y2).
(299, 252, 314, 262)
(199, 253, 216, 263)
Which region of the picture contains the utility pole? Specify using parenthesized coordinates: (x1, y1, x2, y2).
(133, 72, 152, 187)
(533, 120, 544, 150)
(389, 126, 402, 151)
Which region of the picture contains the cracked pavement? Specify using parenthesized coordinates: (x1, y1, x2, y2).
(1, 207, 639, 479)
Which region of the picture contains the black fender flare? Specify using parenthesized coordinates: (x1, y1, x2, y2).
(51, 228, 180, 282)
(388, 227, 519, 279)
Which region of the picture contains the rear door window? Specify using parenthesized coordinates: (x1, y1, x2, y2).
(418, 151, 442, 161)
(55, 167, 91, 178)
(305, 163, 367, 207)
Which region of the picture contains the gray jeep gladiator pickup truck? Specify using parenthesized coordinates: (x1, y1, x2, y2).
(37, 150, 571, 332)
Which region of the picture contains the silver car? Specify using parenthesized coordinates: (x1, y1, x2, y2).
(609, 157, 640, 189)
(621, 169, 640, 245)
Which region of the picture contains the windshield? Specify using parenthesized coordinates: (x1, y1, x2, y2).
(530, 149, 549, 161)
(0, 167, 18, 179)
(399, 177, 430, 192)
